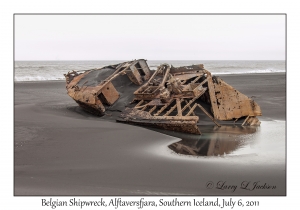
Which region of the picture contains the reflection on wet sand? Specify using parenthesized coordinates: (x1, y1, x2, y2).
(168, 125, 258, 156)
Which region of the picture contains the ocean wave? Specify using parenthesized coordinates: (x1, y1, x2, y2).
(14, 60, 286, 81)
(14, 68, 286, 81)
(212, 69, 285, 75)
(14, 75, 65, 81)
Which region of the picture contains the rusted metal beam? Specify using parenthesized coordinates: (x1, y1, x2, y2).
(198, 78, 208, 87)
(191, 75, 201, 83)
(134, 100, 144, 108)
(242, 116, 260, 126)
(206, 72, 221, 119)
(197, 103, 221, 127)
(177, 98, 197, 115)
(154, 99, 174, 116)
(149, 105, 157, 114)
(242, 115, 250, 126)
(176, 99, 182, 116)
(160, 65, 171, 86)
(176, 89, 205, 116)
(184, 99, 196, 116)
(185, 104, 198, 116)
(164, 99, 184, 116)
(141, 103, 148, 111)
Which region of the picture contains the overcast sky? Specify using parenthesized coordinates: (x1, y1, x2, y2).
(15, 14, 285, 60)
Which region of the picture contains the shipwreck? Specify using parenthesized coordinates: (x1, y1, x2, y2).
(64, 59, 262, 134)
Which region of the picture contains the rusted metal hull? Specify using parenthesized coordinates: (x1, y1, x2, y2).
(64, 59, 151, 116)
(64, 59, 262, 134)
(118, 108, 201, 134)
(206, 74, 262, 121)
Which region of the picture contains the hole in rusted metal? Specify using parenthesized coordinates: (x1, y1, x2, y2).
(135, 62, 146, 76)
(98, 93, 110, 106)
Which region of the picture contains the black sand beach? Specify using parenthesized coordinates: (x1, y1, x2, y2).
(14, 73, 286, 195)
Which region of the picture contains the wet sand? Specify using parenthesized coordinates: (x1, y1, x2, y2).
(14, 73, 286, 195)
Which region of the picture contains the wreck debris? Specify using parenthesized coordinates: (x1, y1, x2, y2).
(64, 59, 262, 134)
(64, 59, 151, 116)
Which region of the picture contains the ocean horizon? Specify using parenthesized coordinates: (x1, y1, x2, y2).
(14, 60, 286, 82)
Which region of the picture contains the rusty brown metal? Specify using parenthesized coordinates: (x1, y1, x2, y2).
(64, 59, 151, 116)
(65, 59, 262, 134)
(118, 108, 201, 134)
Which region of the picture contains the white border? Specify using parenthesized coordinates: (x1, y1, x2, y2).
(4, 0, 296, 209)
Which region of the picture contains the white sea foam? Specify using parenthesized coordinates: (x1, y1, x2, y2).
(14, 60, 286, 81)
(14, 75, 65, 81)
(213, 68, 286, 75)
